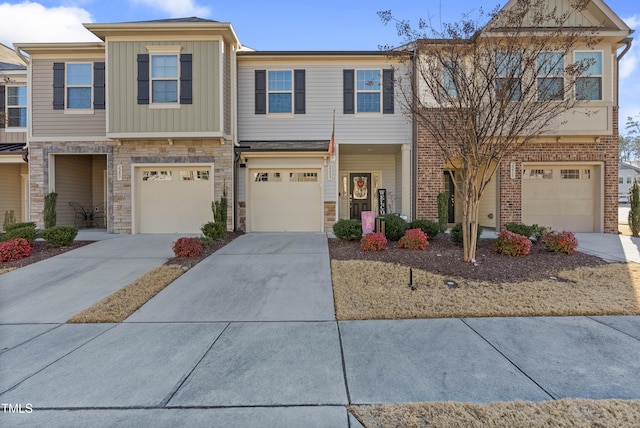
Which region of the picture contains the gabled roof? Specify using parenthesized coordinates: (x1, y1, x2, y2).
(0, 43, 27, 71)
(620, 162, 640, 174)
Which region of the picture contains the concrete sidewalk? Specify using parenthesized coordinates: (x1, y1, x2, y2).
(575, 232, 640, 263)
(1, 232, 639, 427)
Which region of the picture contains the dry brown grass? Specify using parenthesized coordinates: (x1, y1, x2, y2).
(351, 399, 640, 428)
(67, 265, 184, 323)
(332, 260, 640, 320)
(0, 267, 17, 275)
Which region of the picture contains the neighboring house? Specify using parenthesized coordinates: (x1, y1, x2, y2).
(17, 18, 239, 234)
(0, 43, 29, 228)
(619, 161, 640, 195)
(416, 0, 632, 233)
(236, 52, 411, 232)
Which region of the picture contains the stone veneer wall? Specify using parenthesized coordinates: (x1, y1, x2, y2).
(324, 201, 336, 233)
(29, 139, 233, 233)
(415, 107, 619, 233)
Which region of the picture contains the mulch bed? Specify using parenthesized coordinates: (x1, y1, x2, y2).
(328, 234, 608, 282)
(0, 240, 94, 270)
(165, 231, 243, 269)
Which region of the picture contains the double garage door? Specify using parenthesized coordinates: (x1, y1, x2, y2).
(249, 168, 322, 232)
(135, 166, 213, 233)
(521, 165, 598, 232)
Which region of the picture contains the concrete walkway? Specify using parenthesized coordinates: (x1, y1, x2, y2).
(1, 233, 639, 427)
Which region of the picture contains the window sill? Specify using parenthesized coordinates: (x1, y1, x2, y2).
(4, 127, 27, 133)
(266, 112, 295, 118)
(64, 109, 95, 115)
(149, 103, 181, 109)
(354, 112, 384, 118)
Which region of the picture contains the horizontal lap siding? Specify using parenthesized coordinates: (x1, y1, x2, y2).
(54, 155, 93, 227)
(31, 58, 106, 137)
(108, 41, 221, 134)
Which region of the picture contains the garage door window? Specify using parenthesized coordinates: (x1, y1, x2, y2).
(180, 170, 210, 181)
(523, 169, 552, 179)
(290, 172, 318, 182)
(254, 172, 282, 182)
(142, 170, 172, 181)
(561, 169, 590, 180)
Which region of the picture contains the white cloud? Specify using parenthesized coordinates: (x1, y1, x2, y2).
(130, 0, 210, 18)
(0, 1, 99, 47)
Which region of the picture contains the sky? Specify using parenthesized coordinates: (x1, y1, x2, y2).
(0, 0, 638, 130)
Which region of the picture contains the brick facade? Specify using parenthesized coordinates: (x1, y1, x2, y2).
(415, 108, 619, 233)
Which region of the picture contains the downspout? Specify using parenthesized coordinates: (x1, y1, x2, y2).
(232, 42, 239, 231)
(411, 48, 418, 221)
(616, 37, 633, 109)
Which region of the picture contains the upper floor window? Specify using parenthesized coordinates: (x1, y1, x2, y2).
(357, 70, 381, 113)
(151, 55, 179, 104)
(495, 52, 521, 101)
(268, 70, 292, 113)
(575, 51, 602, 101)
(6, 85, 27, 128)
(66, 63, 93, 109)
(443, 61, 458, 98)
(537, 52, 564, 101)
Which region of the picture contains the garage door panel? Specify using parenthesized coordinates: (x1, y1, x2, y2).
(522, 165, 596, 232)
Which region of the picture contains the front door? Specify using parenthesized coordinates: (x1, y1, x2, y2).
(350, 173, 372, 219)
(444, 172, 455, 223)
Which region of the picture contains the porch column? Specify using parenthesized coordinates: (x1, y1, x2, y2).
(401, 143, 411, 218)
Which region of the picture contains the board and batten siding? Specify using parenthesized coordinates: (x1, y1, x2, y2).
(0, 163, 24, 225)
(0, 130, 26, 143)
(237, 62, 412, 145)
(31, 58, 107, 138)
(108, 40, 221, 134)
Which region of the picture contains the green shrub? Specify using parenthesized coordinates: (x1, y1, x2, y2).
(333, 219, 363, 241)
(360, 232, 387, 251)
(504, 222, 535, 239)
(383, 214, 408, 241)
(531, 224, 553, 242)
(41, 226, 78, 247)
(44, 192, 58, 229)
(409, 219, 439, 239)
(493, 230, 531, 256)
(0, 238, 32, 262)
(3, 210, 15, 231)
(4, 222, 36, 232)
(200, 236, 214, 248)
(398, 228, 429, 250)
(2, 226, 37, 243)
(201, 221, 226, 240)
(172, 237, 203, 258)
(541, 231, 578, 255)
(450, 222, 483, 245)
(630, 178, 640, 237)
(437, 192, 449, 232)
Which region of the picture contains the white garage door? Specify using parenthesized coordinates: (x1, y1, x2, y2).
(522, 165, 596, 232)
(135, 166, 213, 233)
(249, 169, 322, 232)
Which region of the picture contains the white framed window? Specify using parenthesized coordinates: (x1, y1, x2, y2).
(267, 70, 292, 113)
(151, 54, 179, 104)
(6, 85, 27, 128)
(142, 170, 172, 181)
(66, 63, 92, 109)
(290, 171, 318, 182)
(620, 177, 625, 184)
(496, 52, 521, 101)
(356, 69, 381, 113)
(627, 176, 633, 184)
(537, 52, 564, 101)
(523, 169, 553, 179)
(443, 61, 458, 98)
(575, 51, 602, 101)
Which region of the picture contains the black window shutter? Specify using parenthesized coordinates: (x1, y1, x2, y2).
(255, 70, 266, 114)
(0, 85, 5, 128)
(93, 62, 105, 109)
(343, 69, 354, 114)
(53, 62, 65, 110)
(137, 54, 149, 105)
(294, 69, 305, 114)
(180, 54, 193, 104)
(383, 69, 394, 114)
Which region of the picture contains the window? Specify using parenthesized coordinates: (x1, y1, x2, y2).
(560, 169, 581, 179)
(142, 170, 172, 181)
(496, 53, 521, 101)
(151, 55, 179, 103)
(66, 63, 92, 109)
(7, 86, 27, 128)
(180, 170, 210, 181)
(537, 52, 564, 101)
(357, 70, 381, 113)
(290, 172, 318, 182)
(620, 177, 625, 184)
(575, 51, 602, 101)
(628, 176, 633, 184)
(268, 70, 292, 113)
(523, 169, 553, 179)
(443, 61, 458, 98)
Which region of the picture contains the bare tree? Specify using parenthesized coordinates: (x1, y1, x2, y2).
(380, 0, 600, 262)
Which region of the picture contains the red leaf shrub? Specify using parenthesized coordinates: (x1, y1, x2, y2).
(541, 231, 578, 255)
(172, 237, 203, 258)
(0, 238, 33, 262)
(493, 230, 531, 256)
(398, 228, 429, 250)
(360, 232, 387, 251)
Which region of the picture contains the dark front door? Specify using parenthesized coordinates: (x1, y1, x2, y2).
(444, 171, 455, 223)
(350, 173, 372, 219)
